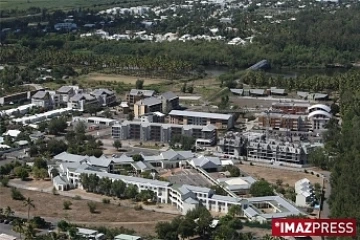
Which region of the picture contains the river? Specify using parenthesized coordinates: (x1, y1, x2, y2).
(204, 66, 350, 78)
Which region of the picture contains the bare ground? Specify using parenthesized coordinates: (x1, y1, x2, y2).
(80, 73, 170, 85)
(0, 186, 175, 236)
(238, 164, 323, 186)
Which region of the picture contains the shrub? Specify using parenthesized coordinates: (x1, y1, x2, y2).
(102, 198, 110, 204)
(304, 170, 308, 173)
(134, 204, 143, 211)
(1, 177, 9, 187)
(52, 187, 58, 195)
(311, 172, 314, 175)
(250, 162, 254, 166)
(11, 188, 25, 201)
(63, 200, 72, 210)
(316, 174, 320, 177)
(73, 195, 82, 200)
(87, 202, 97, 213)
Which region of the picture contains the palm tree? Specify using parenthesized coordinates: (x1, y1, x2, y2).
(23, 197, 35, 221)
(4, 206, 14, 218)
(12, 219, 24, 239)
(24, 223, 36, 239)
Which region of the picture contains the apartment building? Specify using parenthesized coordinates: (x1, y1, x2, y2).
(307, 104, 332, 130)
(159, 91, 180, 113)
(134, 97, 162, 118)
(271, 102, 311, 114)
(217, 131, 247, 157)
(56, 86, 78, 103)
(91, 88, 117, 106)
(67, 93, 99, 111)
(168, 110, 234, 129)
(112, 121, 217, 146)
(126, 89, 155, 105)
(31, 91, 53, 109)
(257, 112, 305, 131)
(0, 90, 38, 105)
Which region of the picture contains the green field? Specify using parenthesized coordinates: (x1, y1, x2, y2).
(0, 0, 120, 11)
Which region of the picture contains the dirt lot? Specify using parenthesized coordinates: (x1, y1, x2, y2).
(238, 164, 323, 186)
(80, 73, 169, 85)
(0, 186, 175, 236)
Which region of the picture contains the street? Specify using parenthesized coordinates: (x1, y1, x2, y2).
(0, 222, 21, 238)
(319, 171, 331, 218)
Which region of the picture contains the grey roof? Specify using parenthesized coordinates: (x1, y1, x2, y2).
(132, 161, 154, 171)
(92, 88, 114, 96)
(57, 86, 74, 94)
(87, 156, 113, 168)
(70, 93, 96, 102)
(184, 197, 199, 204)
(202, 124, 216, 131)
(32, 91, 48, 99)
(191, 156, 221, 169)
(54, 152, 88, 163)
(250, 89, 266, 95)
(270, 88, 286, 95)
(169, 110, 232, 120)
(297, 91, 309, 98)
(117, 120, 216, 132)
(129, 89, 155, 97)
(181, 184, 213, 194)
(53, 175, 69, 186)
(230, 89, 244, 95)
(161, 91, 178, 101)
(74, 169, 171, 187)
(313, 93, 328, 99)
(114, 234, 142, 240)
(210, 194, 242, 203)
(135, 97, 161, 106)
(258, 112, 301, 120)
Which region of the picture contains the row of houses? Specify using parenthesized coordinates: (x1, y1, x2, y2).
(50, 151, 303, 222)
(230, 89, 329, 100)
(31, 86, 116, 111)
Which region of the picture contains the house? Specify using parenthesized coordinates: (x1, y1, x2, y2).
(168, 110, 234, 129)
(189, 155, 222, 172)
(114, 234, 142, 240)
(133, 97, 162, 119)
(75, 228, 105, 240)
(31, 91, 52, 109)
(91, 88, 117, 106)
(126, 89, 155, 105)
(53, 175, 70, 191)
(67, 93, 99, 111)
(295, 178, 314, 207)
(3, 129, 21, 138)
(56, 86, 77, 103)
(217, 176, 256, 195)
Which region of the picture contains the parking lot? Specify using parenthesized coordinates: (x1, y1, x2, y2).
(166, 169, 213, 187)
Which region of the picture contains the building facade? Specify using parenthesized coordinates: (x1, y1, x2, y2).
(168, 110, 234, 129)
(112, 121, 217, 146)
(126, 89, 155, 105)
(134, 97, 162, 119)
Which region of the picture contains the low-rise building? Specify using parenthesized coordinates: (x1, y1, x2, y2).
(217, 131, 247, 157)
(217, 176, 256, 195)
(91, 88, 117, 106)
(134, 97, 162, 118)
(67, 93, 99, 111)
(56, 86, 78, 103)
(112, 121, 217, 146)
(257, 112, 305, 131)
(295, 178, 314, 207)
(168, 110, 234, 129)
(189, 155, 222, 172)
(159, 91, 180, 113)
(126, 89, 155, 105)
(114, 234, 142, 240)
(271, 102, 311, 114)
(72, 116, 117, 126)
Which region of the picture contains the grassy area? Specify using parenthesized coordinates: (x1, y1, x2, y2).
(0, 0, 117, 11)
(79, 73, 170, 86)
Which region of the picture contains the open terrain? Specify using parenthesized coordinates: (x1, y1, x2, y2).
(238, 164, 323, 186)
(0, 186, 175, 235)
(0, 0, 120, 11)
(79, 73, 170, 85)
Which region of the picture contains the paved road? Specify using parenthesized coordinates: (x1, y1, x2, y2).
(0, 222, 21, 238)
(319, 171, 331, 218)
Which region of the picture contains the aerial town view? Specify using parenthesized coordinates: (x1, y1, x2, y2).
(0, 0, 359, 239)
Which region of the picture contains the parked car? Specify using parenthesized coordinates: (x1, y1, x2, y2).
(4, 220, 9, 224)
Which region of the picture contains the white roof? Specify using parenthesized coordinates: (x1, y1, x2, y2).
(3, 129, 21, 137)
(308, 110, 332, 119)
(77, 227, 98, 236)
(87, 117, 115, 123)
(0, 233, 17, 240)
(308, 104, 331, 113)
(169, 110, 232, 120)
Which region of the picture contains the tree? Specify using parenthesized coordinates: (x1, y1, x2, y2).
(132, 154, 144, 162)
(223, 165, 240, 177)
(48, 117, 67, 135)
(181, 83, 187, 93)
(210, 185, 227, 196)
(187, 85, 194, 93)
(178, 218, 195, 239)
(99, 177, 112, 196)
(135, 79, 144, 89)
(12, 219, 24, 240)
(124, 184, 138, 199)
(23, 197, 35, 221)
(113, 140, 122, 150)
(47, 139, 67, 155)
(87, 201, 97, 213)
(249, 179, 275, 197)
(57, 220, 70, 232)
(228, 205, 242, 217)
(0, 117, 7, 135)
(308, 147, 330, 170)
(14, 166, 29, 180)
(127, 113, 134, 121)
(11, 188, 25, 200)
(4, 206, 14, 218)
(111, 179, 126, 198)
(33, 158, 47, 169)
(155, 220, 178, 240)
(63, 200, 72, 210)
(137, 190, 155, 202)
(24, 223, 36, 239)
